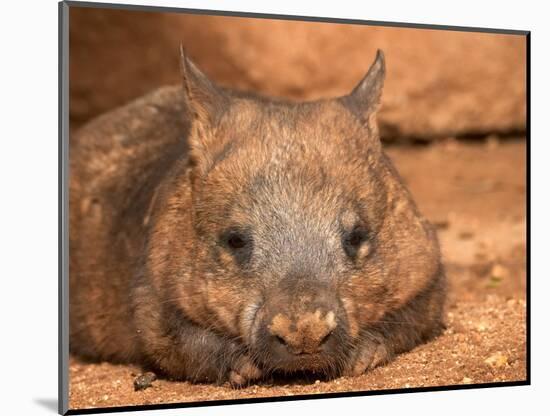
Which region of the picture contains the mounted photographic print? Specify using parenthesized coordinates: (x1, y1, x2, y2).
(59, 1, 529, 414)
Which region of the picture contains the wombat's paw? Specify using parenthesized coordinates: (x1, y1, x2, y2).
(228, 356, 262, 388)
(346, 342, 391, 376)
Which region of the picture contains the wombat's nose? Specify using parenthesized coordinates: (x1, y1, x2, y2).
(268, 310, 337, 355)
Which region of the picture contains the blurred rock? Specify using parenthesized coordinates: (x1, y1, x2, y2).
(69, 7, 527, 140)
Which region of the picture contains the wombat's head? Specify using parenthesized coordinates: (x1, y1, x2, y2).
(150, 50, 441, 376)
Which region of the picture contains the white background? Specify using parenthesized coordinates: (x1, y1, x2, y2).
(0, 0, 546, 414)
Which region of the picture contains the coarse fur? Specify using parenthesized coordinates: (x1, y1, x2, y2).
(69, 50, 446, 386)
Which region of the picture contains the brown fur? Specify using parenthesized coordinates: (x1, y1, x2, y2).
(69, 50, 446, 385)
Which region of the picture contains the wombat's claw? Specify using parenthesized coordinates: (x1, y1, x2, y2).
(228, 358, 262, 388)
(347, 343, 390, 376)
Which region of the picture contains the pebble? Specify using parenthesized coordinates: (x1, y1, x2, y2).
(490, 264, 508, 281)
(484, 353, 509, 368)
(476, 323, 488, 332)
(133, 372, 157, 391)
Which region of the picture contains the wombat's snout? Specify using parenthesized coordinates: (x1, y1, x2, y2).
(268, 309, 337, 355)
(257, 278, 343, 371)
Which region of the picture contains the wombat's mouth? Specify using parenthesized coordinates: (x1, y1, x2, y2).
(257, 350, 347, 379)
(251, 326, 350, 377)
(269, 352, 333, 372)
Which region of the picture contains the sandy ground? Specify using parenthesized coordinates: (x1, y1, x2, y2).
(68, 138, 527, 410)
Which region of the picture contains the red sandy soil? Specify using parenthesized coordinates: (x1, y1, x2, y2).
(69, 138, 527, 410)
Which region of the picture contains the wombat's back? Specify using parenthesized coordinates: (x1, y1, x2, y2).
(69, 86, 190, 362)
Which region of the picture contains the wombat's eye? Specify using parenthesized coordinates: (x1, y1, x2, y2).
(222, 230, 250, 251)
(343, 228, 369, 258)
(220, 229, 253, 265)
(227, 233, 246, 249)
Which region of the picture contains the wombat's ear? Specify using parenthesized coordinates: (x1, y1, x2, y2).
(179, 46, 229, 126)
(341, 49, 385, 126)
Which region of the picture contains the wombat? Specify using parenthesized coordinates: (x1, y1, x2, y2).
(69, 50, 446, 386)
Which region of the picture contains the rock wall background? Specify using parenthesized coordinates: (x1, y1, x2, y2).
(69, 7, 527, 140)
